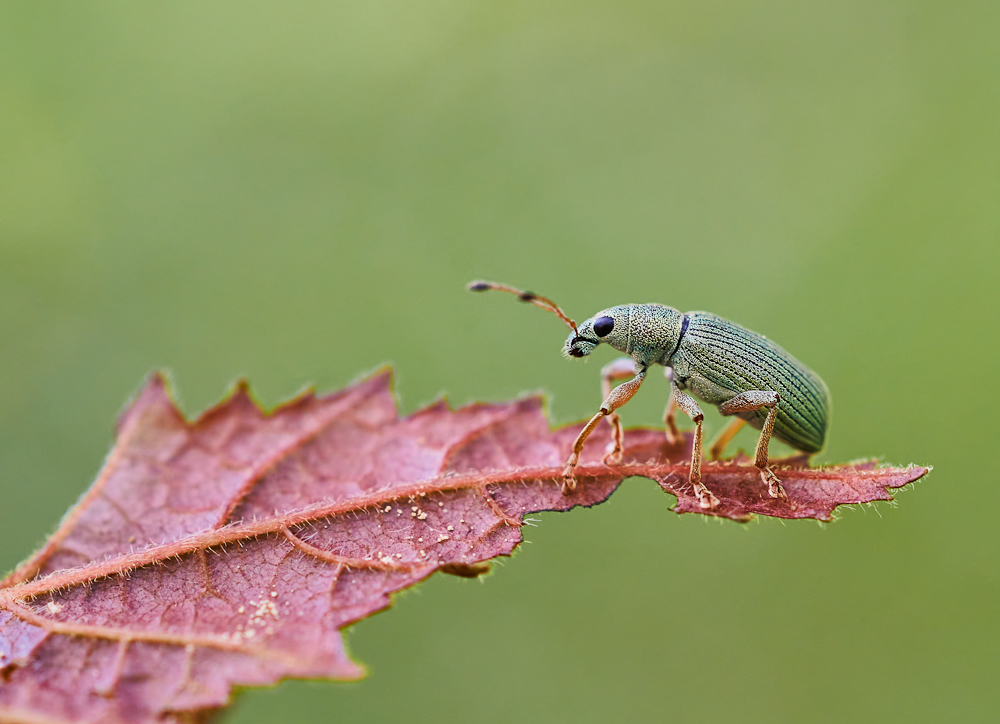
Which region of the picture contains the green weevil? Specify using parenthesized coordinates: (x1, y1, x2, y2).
(468, 280, 830, 509)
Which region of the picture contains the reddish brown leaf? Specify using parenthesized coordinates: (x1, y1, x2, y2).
(0, 370, 928, 724)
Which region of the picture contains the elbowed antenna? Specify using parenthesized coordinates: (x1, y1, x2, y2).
(467, 280, 578, 333)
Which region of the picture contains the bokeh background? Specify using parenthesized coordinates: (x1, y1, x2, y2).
(2, 2, 998, 722)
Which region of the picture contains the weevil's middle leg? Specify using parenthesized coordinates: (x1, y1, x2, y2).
(670, 381, 719, 510)
(709, 418, 746, 460)
(662, 367, 682, 445)
(562, 367, 646, 494)
(717, 391, 784, 499)
(600, 358, 640, 464)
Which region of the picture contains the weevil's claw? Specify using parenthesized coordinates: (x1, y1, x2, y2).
(692, 480, 720, 510)
(761, 468, 787, 500)
(602, 443, 623, 466)
(562, 463, 576, 495)
(698, 490, 720, 510)
(561, 454, 581, 495)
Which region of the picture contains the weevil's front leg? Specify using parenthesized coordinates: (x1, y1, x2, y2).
(562, 368, 647, 494)
(670, 382, 719, 510)
(717, 391, 784, 499)
(662, 368, 682, 445)
(601, 358, 640, 464)
(709, 418, 746, 460)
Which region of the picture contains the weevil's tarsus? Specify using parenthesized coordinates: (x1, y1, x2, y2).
(561, 367, 647, 493)
(467, 280, 578, 333)
(670, 382, 719, 509)
(600, 358, 640, 464)
(760, 465, 787, 500)
(717, 390, 786, 499)
(560, 412, 604, 493)
(709, 418, 747, 460)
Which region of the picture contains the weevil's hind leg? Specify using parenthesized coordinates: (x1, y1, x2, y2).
(670, 381, 719, 510)
(709, 418, 746, 460)
(662, 368, 682, 445)
(717, 391, 784, 499)
(601, 358, 639, 464)
(562, 368, 647, 494)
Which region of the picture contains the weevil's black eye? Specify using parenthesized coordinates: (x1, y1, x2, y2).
(593, 316, 614, 337)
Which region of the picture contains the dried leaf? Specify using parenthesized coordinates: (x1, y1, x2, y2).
(0, 370, 928, 723)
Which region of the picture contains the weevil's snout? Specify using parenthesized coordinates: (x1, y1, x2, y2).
(563, 316, 605, 358)
(564, 332, 597, 358)
(563, 309, 626, 359)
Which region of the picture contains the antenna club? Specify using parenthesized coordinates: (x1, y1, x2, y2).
(465, 279, 578, 333)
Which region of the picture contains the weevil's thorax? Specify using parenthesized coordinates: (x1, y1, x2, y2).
(619, 304, 685, 366)
(565, 303, 684, 366)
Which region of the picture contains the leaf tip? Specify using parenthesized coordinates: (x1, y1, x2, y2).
(116, 370, 180, 434)
(366, 364, 395, 389)
(322, 364, 395, 403)
(225, 377, 256, 409)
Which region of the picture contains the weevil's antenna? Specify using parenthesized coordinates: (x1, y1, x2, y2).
(467, 280, 578, 333)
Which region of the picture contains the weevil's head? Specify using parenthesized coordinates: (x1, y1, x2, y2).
(563, 306, 631, 358)
(466, 282, 676, 364)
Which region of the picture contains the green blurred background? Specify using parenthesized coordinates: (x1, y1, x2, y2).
(2, 1, 998, 722)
